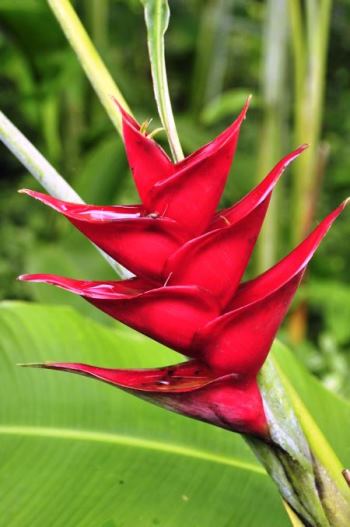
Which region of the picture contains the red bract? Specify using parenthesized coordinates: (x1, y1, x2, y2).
(19, 102, 348, 439)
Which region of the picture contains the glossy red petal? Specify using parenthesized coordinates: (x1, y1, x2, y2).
(193, 201, 348, 376)
(19, 275, 153, 297)
(112, 98, 141, 130)
(210, 144, 308, 230)
(116, 99, 250, 216)
(119, 107, 175, 207)
(20, 189, 187, 282)
(179, 376, 268, 436)
(175, 97, 250, 171)
(195, 274, 303, 377)
(19, 274, 221, 354)
(34, 360, 216, 392)
(148, 101, 249, 235)
(31, 361, 268, 437)
(229, 200, 349, 310)
(164, 199, 268, 307)
(163, 147, 306, 305)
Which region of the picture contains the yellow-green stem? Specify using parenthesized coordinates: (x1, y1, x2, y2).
(142, 0, 184, 162)
(48, 0, 130, 136)
(0, 111, 128, 278)
(248, 352, 350, 526)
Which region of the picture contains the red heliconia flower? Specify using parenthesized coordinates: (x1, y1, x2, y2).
(19, 101, 348, 439)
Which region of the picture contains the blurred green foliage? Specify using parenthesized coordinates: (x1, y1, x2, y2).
(0, 0, 350, 394)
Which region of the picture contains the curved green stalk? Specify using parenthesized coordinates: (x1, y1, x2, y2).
(0, 111, 80, 202)
(248, 353, 350, 526)
(273, 358, 350, 503)
(142, 0, 184, 162)
(48, 0, 130, 136)
(0, 111, 128, 278)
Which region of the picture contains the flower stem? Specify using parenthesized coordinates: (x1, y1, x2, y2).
(0, 111, 80, 202)
(48, 0, 131, 136)
(0, 111, 129, 278)
(247, 352, 350, 526)
(142, 0, 184, 162)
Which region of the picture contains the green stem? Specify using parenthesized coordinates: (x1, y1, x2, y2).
(0, 111, 80, 202)
(48, 0, 130, 136)
(142, 0, 184, 162)
(0, 110, 128, 278)
(246, 353, 350, 526)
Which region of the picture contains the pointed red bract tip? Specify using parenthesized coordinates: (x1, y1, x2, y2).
(112, 97, 140, 130)
(193, 201, 348, 376)
(148, 109, 246, 235)
(341, 197, 350, 209)
(20, 189, 190, 282)
(176, 96, 251, 172)
(211, 144, 308, 229)
(34, 360, 217, 393)
(20, 90, 348, 440)
(230, 198, 349, 312)
(18, 275, 153, 297)
(114, 98, 175, 206)
(164, 146, 307, 305)
(31, 360, 268, 437)
(20, 274, 221, 355)
(20, 188, 142, 220)
(121, 99, 249, 234)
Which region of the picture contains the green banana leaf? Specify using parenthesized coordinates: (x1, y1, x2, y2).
(0, 302, 289, 526)
(1, 302, 350, 526)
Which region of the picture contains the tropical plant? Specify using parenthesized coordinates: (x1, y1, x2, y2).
(0, 1, 349, 526)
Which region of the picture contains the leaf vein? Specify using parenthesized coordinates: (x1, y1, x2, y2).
(0, 425, 265, 474)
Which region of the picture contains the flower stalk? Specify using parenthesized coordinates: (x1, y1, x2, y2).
(251, 354, 350, 525)
(48, 0, 130, 135)
(142, 0, 184, 162)
(0, 111, 81, 203)
(0, 110, 127, 278)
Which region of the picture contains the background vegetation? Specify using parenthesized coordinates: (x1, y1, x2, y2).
(1, 0, 350, 398)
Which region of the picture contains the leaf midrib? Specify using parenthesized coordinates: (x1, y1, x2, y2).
(0, 425, 265, 474)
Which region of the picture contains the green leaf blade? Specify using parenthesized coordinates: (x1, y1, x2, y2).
(0, 302, 289, 526)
